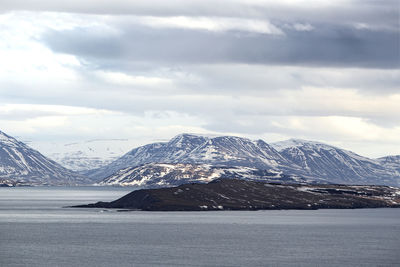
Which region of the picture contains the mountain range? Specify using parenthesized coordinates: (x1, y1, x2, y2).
(1, 130, 399, 187)
(86, 133, 400, 187)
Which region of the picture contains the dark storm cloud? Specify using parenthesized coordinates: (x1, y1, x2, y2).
(41, 23, 399, 69)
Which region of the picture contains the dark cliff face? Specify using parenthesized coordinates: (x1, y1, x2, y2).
(74, 179, 400, 211)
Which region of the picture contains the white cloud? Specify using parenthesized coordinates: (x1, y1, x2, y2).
(94, 71, 173, 87)
(352, 21, 399, 32)
(292, 23, 314, 31)
(0, 12, 84, 87)
(0, 104, 117, 116)
(135, 16, 284, 35)
(282, 87, 400, 119)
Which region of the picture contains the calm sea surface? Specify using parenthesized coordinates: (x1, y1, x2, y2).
(0, 186, 399, 267)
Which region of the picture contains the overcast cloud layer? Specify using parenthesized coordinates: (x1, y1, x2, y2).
(0, 0, 399, 158)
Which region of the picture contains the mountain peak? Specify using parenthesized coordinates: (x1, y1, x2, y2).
(168, 133, 209, 149)
(0, 130, 23, 148)
(0, 130, 12, 140)
(170, 133, 208, 141)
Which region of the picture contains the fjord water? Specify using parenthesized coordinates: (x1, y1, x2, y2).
(0, 187, 399, 267)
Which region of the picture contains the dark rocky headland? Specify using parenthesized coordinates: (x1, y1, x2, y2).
(74, 179, 400, 211)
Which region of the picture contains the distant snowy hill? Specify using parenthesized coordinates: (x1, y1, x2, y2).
(86, 134, 400, 186)
(29, 139, 140, 171)
(98, 163, 309, 187)
(0, 130, 89, 185)
(271, 139, 399, 186)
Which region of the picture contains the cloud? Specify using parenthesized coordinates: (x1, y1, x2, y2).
(0, 4, 399, 158)
(41, 20, 399, 68)
(292, 23, 314, 31)
(184, 64, 400, 94)
(94, 71, 173, 88)
(0, 1, 398, 27)
(0, 104, 119, 123)
(134, 16, 284, 35)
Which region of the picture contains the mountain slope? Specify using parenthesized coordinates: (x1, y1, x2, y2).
(98, 163, 307, 187)
(0, 130, 90, 185)
(272, 139, 399, 186)
(377, 155, 400, 173)
(84, 134, 291, 181)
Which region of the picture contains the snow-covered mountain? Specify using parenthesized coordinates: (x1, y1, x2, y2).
(86, 134, 400, 186)
(377, 155, 400, 173)
(271, 139, 399, 186)
(0, 130, 90, 185)
(84, 134, 291, 181)
(29, 139, 140, 171)
(98, 163, 308, 187)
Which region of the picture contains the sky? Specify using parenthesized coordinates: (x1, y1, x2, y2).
(0, 0, 399, 158)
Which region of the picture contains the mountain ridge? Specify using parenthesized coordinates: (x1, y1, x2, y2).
(3, 130, 399, 187)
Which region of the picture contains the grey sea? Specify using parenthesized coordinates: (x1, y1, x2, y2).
(0, 187, 399, 267)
